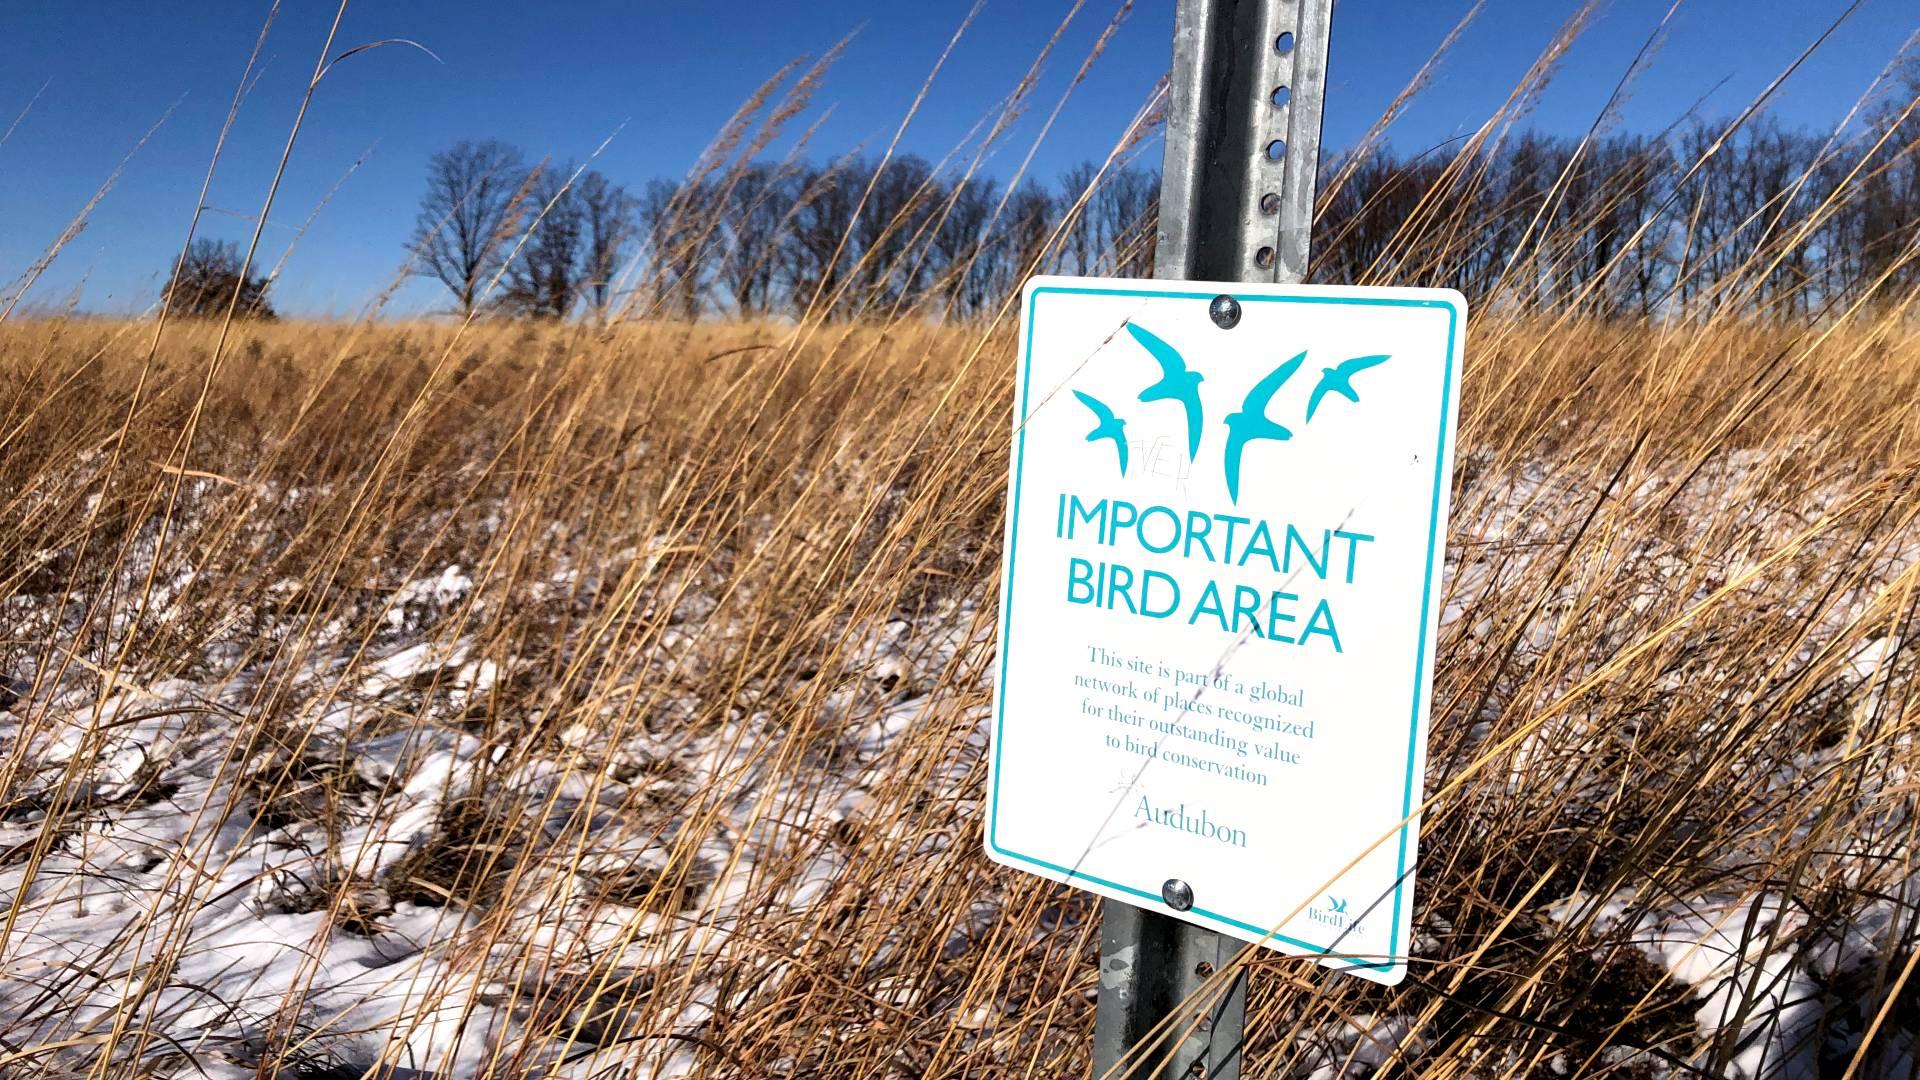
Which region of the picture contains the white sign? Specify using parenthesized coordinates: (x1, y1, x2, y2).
(986, 276, 1464, 985)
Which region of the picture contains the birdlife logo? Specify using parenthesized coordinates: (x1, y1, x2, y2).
(1308, 894, 1352, 929)
(1069, 322, 1390, 502)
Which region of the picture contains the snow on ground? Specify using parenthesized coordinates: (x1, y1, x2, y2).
(2, 450, 1916, 1078)
(0, 489, 993, 1078)
(1422, 447, 1920, 1080)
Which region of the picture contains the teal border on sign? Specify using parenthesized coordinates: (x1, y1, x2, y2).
(987, 284, 1460, 975)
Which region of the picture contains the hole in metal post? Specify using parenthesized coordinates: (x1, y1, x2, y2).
(1256, 247, 1276, 270)
(1275, 31, 1295, 55)
(1260, 192, 1280, 215)
(1266, 139, 1287, 161)
(1272, 85, 1291, 108)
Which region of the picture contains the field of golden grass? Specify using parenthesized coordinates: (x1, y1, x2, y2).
(0, 306, 1914, 1077)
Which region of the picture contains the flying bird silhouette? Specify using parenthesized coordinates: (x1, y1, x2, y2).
(1305, 354, 1391, 422)
(1221, 351, 1306, 503)
(1125, 323, 1205, 457)
(1072, 390, 1129, 476)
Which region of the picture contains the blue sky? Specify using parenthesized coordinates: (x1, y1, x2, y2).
(1, 0, 1914, 317)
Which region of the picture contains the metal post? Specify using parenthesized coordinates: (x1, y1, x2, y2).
(1094, 900, 1247, 1079)
(1093, 1, 1333, 1077)
(1155, 0, 1332, 286)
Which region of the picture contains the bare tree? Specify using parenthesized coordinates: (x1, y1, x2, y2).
(501, 165, 581, 319)
(847, 155, 937, 315)
(1093, 165, 1159, 278)
(981, 180, 1056, 302)
(930, 177, 999, 318)
(577, 170, 638, 320)
(636, 178, 716, 319)
(719, 162, 795, 317)
(411, 139, 533, 316)
(784, 159, 860, 316)
(164, 238, 274, 319)
(1057, 162, 1103, 276)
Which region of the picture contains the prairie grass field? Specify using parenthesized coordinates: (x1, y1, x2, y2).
(0, 303, 1916, 1078)
(6, 3, 1920, 1078)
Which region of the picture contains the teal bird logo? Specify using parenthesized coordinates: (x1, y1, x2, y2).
(1327, 895, 1349, 916)
(1305, 354, 1391, 422)
(1221, 351, 1306, 503)
(1126, 323, 1205, 457)
(1072, 390, 1129, 476)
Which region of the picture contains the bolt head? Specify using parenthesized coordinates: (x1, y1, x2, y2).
(1208, 294, 1241, 329)
(1162, 878, 1195, 911)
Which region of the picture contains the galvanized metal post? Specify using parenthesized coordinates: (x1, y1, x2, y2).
(1092, 1, 1333, 1077)
(1156, 0, 1332, 286)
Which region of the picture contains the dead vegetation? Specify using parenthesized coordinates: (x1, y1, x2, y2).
(0, 304, 1913, 1078)
(1, 3, 1918, 1078)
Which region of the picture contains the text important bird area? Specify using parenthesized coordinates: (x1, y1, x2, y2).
(1056, 493, 1376, 649)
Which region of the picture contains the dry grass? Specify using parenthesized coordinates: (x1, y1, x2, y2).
(0, 301, 1914, 1079)
(3, 3, 1920, 1078)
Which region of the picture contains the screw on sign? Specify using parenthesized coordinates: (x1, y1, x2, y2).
(1207, 294, 1241, 330)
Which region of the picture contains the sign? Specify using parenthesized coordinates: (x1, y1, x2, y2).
(986, 276, 1464, 985)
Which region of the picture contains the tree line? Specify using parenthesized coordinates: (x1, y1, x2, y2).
(1318, 113, 1920, 318)
(390, 139, 1160, 323)
(166, 101, 1918, 322)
